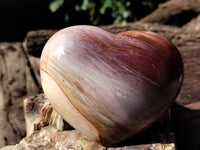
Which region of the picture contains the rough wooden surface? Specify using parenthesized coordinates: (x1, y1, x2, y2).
(23, 22, 200, 58)
(182, 14, 200, 32)
(24, 94, 48, 136)
(0, 43, 41, 147)
(24, 94, 72, 136)
(139, 0, 200, 23)
(23, 23, 180, 57)
(176, 45, 200, 105)
(23, 30, 57, 57)
(0, 43, 24, 146)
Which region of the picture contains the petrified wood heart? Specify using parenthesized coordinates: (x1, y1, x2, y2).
(40, 25, 183, 146)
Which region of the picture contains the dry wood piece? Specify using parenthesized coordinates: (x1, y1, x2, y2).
(172, 32, 200, 47)
(14, 126, 175, 150)
(184, 101, 200, 110)
(101, 22, 181, 40)
(0, 146, 16, 150)
(140, 0, 200, 23)
(182, 14, 200, 32)
(0, 43, 27, 147)
(103, 23, 200, 47)
(102, 23, 200, 46)
(0, 43, 41, 148)
(23, 23, 181, 57)
(23, 30, 57, 57)
(25, 55, 42, 95)
(176, 45, 200, 105)
(24, 94, 48, 136)
(171, 45, 200, 150)
(22, 22, 200, 57)
(16, 127, 105, 150)
(24, 93, 72, 136)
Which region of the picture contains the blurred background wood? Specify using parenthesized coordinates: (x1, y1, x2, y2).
(0, 43, 41, 147)
(23, 19, 200, 57)
(140, 0, 200, 23)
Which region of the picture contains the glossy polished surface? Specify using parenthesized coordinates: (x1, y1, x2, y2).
(40, 25, 183, 146)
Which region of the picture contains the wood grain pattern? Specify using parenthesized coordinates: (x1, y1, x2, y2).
(0, 43, 41, 147)
(176, 45, 200, 105)
(140, 0, 200, 23)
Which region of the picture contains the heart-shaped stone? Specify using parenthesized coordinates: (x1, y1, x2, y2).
(40, 25, 183, 146)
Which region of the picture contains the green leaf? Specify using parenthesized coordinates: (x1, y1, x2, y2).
(113, 15, 122, 24)
(74, 4, 81, 11)
(91, 16, 100, 25)
(49, 0, 64, 13)
(126, 1, 131, 7)
(100, 0, 112, 14)
(122, 10, 131, 19)
(81, 0, 96, 11)
(64, 14, 69, 23)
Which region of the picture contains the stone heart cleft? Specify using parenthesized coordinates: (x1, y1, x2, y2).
(40, 25, 183, 146)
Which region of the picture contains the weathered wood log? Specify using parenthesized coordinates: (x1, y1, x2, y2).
(0, 43, 26, 147)
(171, 45, 200, 150)
(23, 30, 57, 57)
(0, 43, 41, 147)
(182, 14, 200, 32)
(24, 93, 72, 136)
(14, 126, 175, 150)
(22, 22, 200, 57)
(26, 55, 42, 92)
(139, 0, 200, 23)
(23, 23, 181, 57)
(101, 22, 180, 40)
(176, 45, 200, 105)
(24, 94, 48, 136)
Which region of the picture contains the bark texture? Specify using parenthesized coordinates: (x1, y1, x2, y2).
(0, 43, 41, 147)
(140, 0, 200, 23)
(23, 30, 57, 57)
(23, 22, 200, 57)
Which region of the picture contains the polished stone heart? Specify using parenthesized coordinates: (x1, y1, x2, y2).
(40, 25, 183, 146)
